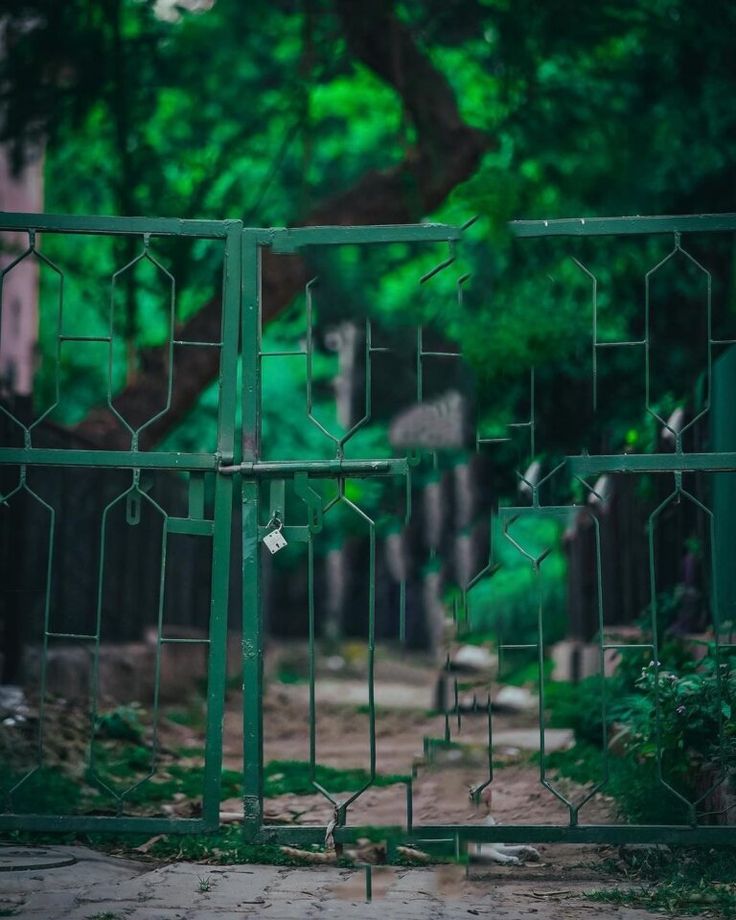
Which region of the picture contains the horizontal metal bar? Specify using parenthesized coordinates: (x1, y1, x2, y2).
(0, 814, 215, 834)
(166, 517, 215, 536)
(59, 335, 112, 343)
(569, 452, 736, 474)
(46, 632, 96, 640)
(173, 340, 222, 347)
(160, 637, 210, 645)
(511, 213, 736, 238)
(264, 223, 463, 253)
(0, 448, 218, 470)
(259, 350, 307, 357)
(223, 458, 408, 478)
(254, 823, 736, 846)
(0, 211, 239, 239)
(602, 644, 653, 651)
(421, 351, 461, 358)
(596, 340, 645, 348)
(499, 644, 538, 650)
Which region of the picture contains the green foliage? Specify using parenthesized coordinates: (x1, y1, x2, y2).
(587, 846, 736, 918)
(465, 514, 568, 648)
(95, 705, 145, 743)
(2, 0, 732, 463)
(89, 742, 242, 805)
(545, 645, 736, 824)
(618, 655, 736, 782)
(2, 751, 407, 819)
(263, 760, 408, 797)
(1, 766, 81, 816)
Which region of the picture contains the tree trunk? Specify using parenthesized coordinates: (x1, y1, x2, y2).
(72, 1, 488, 451)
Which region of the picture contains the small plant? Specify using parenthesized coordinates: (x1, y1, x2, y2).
(545, 640, 736, 824)
(95, 705, 145, 743)
(197, 875, 212, 892)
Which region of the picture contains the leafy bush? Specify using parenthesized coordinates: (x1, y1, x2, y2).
(546, 644, 736, 824)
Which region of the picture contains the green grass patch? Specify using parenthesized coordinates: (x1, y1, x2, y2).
(1, 766, 82, 816)
(587, 846, 736, 918)
(0, 825, 408, 868)
(1, 755, 408, 823)
(263, 760, 408, 797)
(274, 668, 307, 685)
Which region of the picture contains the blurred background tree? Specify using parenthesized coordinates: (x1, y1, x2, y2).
(2, 0, 736, 655)
(2, 0, 734, 451)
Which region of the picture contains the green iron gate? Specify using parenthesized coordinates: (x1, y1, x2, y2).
(1, 212, 736, 847)
(0, 213, 242, 834)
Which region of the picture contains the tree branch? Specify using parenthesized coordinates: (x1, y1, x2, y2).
(72, 2, 488, 450)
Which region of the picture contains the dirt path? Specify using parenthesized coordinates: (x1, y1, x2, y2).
(212, 645, 620, 878)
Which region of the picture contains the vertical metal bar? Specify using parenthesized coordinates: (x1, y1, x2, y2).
(34, 482, 56, 786)
(416, 326, 423, 401)
(241, 229, 263, 836)
(367, 519, 376, 779)
(150, 502, 169, 779)
(308, 537, 317, 782)
(202, 222, 241, 829)
(269, 479, 286, 523)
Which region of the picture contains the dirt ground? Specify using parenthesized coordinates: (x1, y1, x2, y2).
(213, 642, 617, 876)
(3, 639, 621, 878)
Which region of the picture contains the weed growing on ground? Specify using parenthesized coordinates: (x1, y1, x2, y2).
(263, 760, 408, 796)
(587, 846, 736, 918)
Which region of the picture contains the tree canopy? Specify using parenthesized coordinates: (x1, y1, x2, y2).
(2, 0, 736, 463)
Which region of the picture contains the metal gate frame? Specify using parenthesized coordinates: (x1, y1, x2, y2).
(236, 217, 736, 850)
(2, 212, 736, 846)
(0, 213, 242, 834)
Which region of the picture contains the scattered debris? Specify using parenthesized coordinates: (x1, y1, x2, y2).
(133, 834, 166, 854)
(396, 845, 431, 864)
(493, 685, 536, 713)
(452, 645, 497, 672)
(279, 846, 335, 864)
(529, 889, 575, 899)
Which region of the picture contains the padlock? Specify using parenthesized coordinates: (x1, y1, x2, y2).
(263, 518, 288, 554)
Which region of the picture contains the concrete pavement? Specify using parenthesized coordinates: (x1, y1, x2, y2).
(0, 845, 689, 919)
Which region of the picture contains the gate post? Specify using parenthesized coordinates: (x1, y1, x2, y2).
(241, 229, 263, 837)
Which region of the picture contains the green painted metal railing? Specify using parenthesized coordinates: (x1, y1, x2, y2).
(2, 211, 736, 846)
(0, 214, 241, 833)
